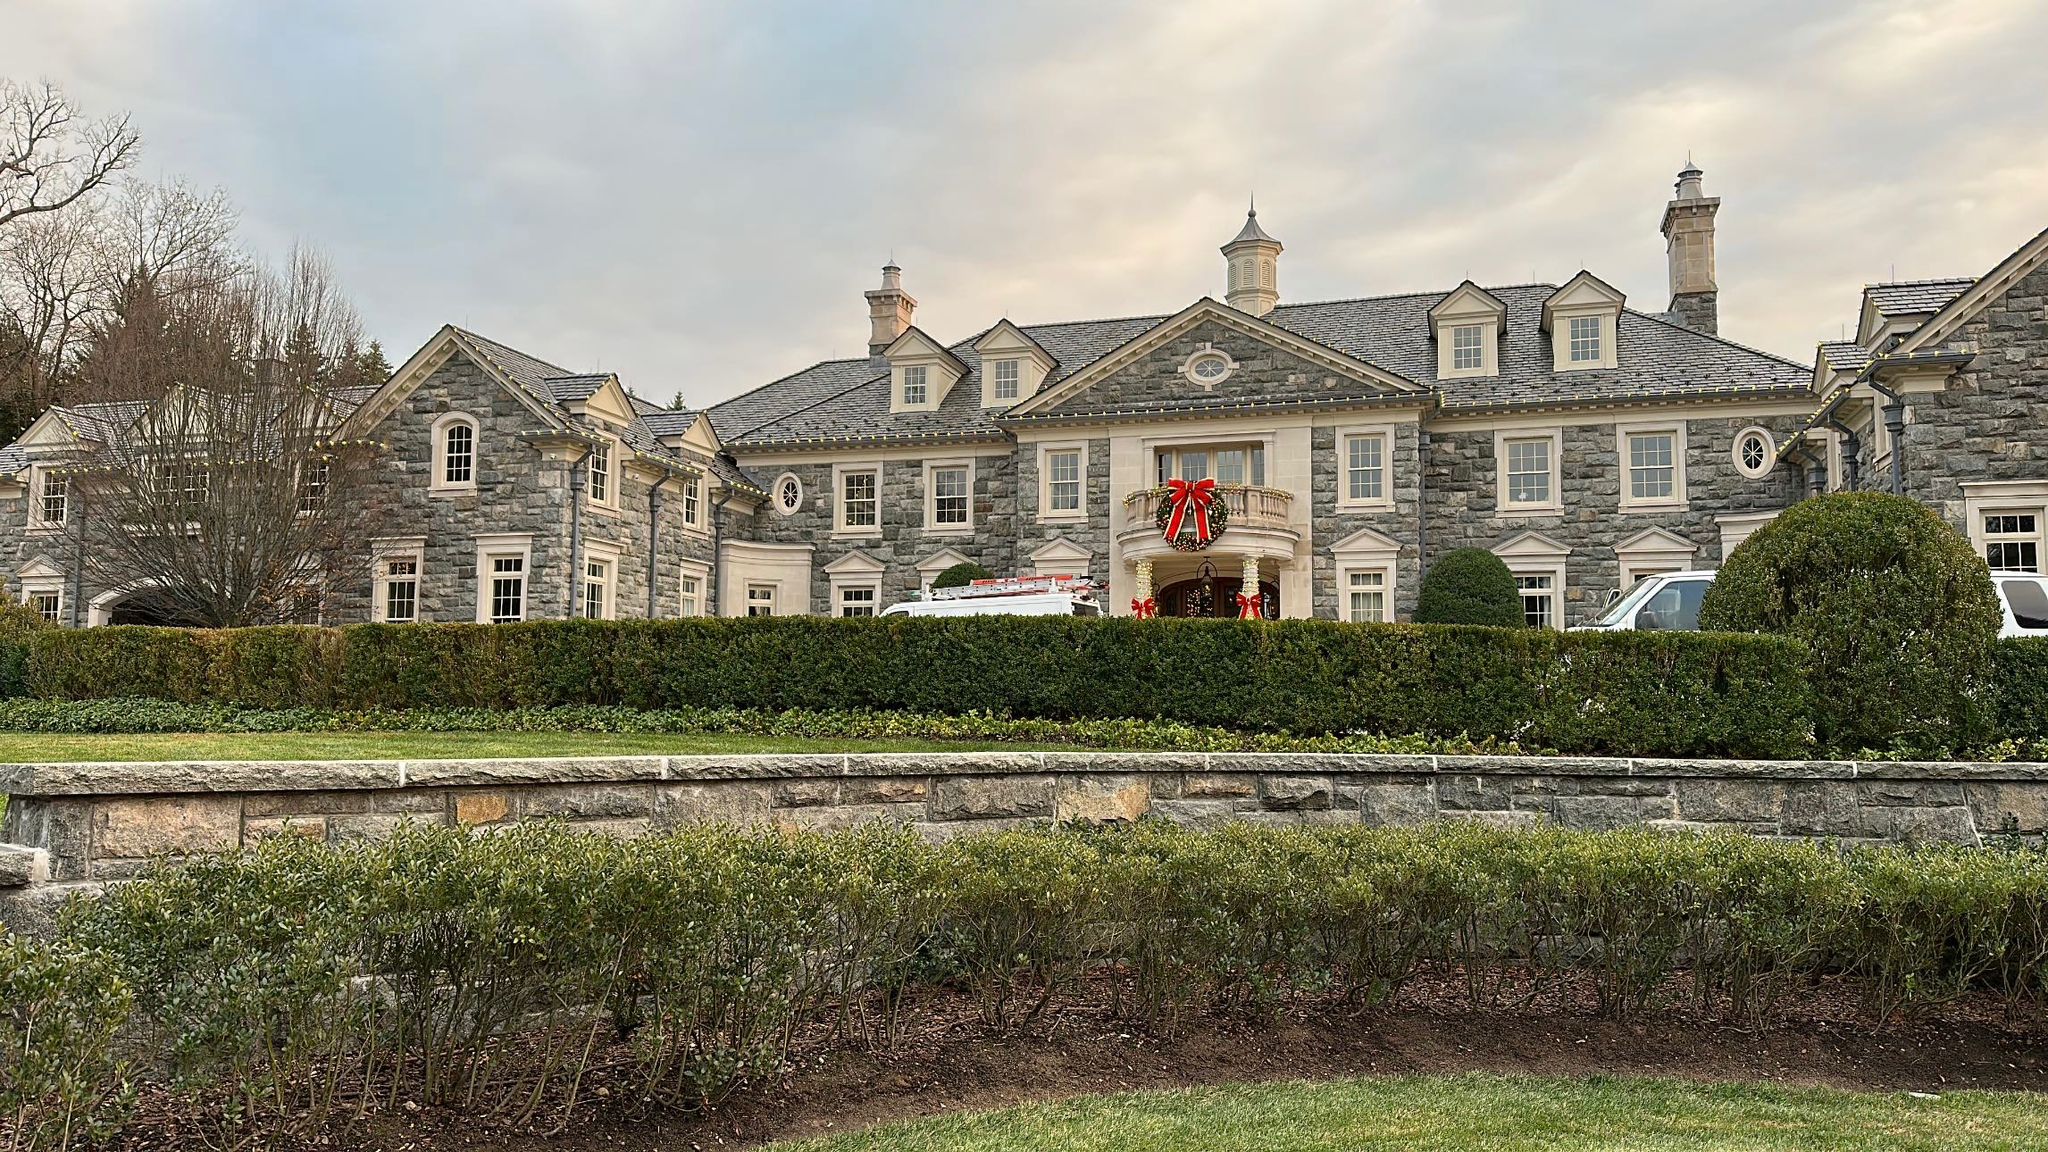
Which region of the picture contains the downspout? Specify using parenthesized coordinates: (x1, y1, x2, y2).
(568, 445, 592, 618)
(646, 473, 671, 619)
(710, 490, 733, 617)
(1867, 378, 1907, 496)
(1825, 418, 1861, 493)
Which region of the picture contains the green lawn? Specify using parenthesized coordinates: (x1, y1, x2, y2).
(768, 1075, 2048, 1151)
(0, 731, 1049, 762)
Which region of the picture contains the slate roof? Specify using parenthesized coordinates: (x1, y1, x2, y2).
(711, 284, 1814, 448)
(1817, 340, 1872, 374)
(1864, 278, 1974, 316)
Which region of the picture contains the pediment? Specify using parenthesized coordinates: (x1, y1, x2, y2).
(823, 548, 886, 575)
(1541, 271, 1626, 329)
(16, 555, 64, 580)
(1428, 281, 1509, 324)
(1006, 298, 1419, 422)
(344, 325, 566, 436)
(974, 320, 1055, 370)
(1613, 526, 1698, 558)
(1028, 536, 1092, 564)
(16, 408, 88, 449)
(1492, 530, 1572, 560)
(1328, 525, 1403, 558)
(583, 377, 637, 425)
(914, 545, 976, 576)
(884, 326, 970, 372)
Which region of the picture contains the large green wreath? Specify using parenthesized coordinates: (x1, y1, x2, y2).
(1154, 488, 1229, 552)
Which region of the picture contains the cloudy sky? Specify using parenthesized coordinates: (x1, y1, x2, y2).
(7, 0, 2046, 408)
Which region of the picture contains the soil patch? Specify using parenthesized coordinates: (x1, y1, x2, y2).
(116, 976, 2048, 1151)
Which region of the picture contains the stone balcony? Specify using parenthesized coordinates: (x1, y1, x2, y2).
(1116, 484, 1300, 561)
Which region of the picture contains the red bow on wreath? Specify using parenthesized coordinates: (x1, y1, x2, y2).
(1163, 477, 1218, 543)
(1235, 592, 1262, 620)
(1130, 596, 1157, 619)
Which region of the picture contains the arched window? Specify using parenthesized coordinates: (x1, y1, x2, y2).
(431, 414, 479, 493)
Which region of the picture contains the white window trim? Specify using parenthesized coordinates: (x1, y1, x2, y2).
(1437, 320, 1499, 380)
(990, 358, 1021, 403)
(1549, 308, 1619, 372)
(923, 458, 975, 536)
(1731, 425, 1776, 481)
(1334, 424, 1395, 511)
(1511, 569, 1565, 630)
(1494, 429, 1563, 516)
(900, 364, 929, 408)
(1337, 565, 1393, 623)
(771, 471, 804, 518)
(832, 462, 884, 539)
(1037, 442, 1088, 523)
(679, 474, 703, 530)
(676, 559, 710, 617)
(430, 412, 480, 495)
(584, 435, 621, 515)
(26, 466, 66, 532)
(581, 539, 620, 620)
(832, 579, 882, 617)
(1964, 482, 2048, 574)
(1330, 527, 1402, 624)
(473, 532, 534, 624)
(19, 575, 64, 624)
(369, 536, 427, 624)
(745, 583, 778, 616)
(1616, 422, 1688, 511)
(1615, 542, 1698, 588)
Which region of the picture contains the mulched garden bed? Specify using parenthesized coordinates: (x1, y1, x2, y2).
(107, 970, 2048, 1152)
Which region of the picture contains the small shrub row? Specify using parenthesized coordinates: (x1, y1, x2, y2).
(0, 698, 1538, 755)
(14, 822, 2048, 1148)
(12, 616, 1813, 758)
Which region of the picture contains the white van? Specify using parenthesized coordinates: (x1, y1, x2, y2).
(1572, 570, 1716, 632)
(1992, 572, 2048, 639)
(880, 575, 1103, 618)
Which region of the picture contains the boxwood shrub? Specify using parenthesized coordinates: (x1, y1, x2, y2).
(15, 615, 1810, 758)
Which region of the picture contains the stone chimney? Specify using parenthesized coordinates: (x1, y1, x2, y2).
(864, 262, 916, 356)
(1660, 160, 1720, 335)
(1221, 201, 1282, 317)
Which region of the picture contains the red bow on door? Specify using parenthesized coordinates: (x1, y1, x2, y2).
(1130, 596, 1157, 619)
(1163, 477, 1218, 542)
(1235, 592, 1262, 620)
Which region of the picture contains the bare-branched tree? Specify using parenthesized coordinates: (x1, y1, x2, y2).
(0, 78, 140, 231)
(64, 248, 384, 626)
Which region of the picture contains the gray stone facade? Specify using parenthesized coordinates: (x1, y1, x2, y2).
(1902, 262, 2048, 512)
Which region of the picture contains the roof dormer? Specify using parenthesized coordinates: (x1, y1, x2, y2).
(972, 320, 1057, 408)
(1427, 280, 1508, 380)
(884, 326, 969, 414)
(1541, 271, 1625, 372)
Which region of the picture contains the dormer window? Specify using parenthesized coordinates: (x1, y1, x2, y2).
(1568, 316, 1602, 363)
(992, 359, 1019, 401)
(902, 365, 928, 407)
(1428, 281, 1506, 380)
(971, 321, 1054, 408)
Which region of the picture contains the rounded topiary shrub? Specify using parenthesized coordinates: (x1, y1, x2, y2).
(1699, 491, 2002, 755)
(930, 561, 995, 590)
(1414, 548, 1524, 627)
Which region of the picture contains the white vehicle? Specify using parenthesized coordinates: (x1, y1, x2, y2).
(1992, 571, 2048, 639)
(1572, 570, 1716, 632)
(880, 575, 1103, 618)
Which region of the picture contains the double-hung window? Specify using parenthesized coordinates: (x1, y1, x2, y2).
(27, 590, 60, 623)
(1045, 449, 1082, 514)
(1568, 316, 1602, 363)
(1503, 437, 1553, 508)
(931, 465, 970, 529)
(1346, 570, 1387, 623)
(488, 555, 525, 623)
(991, 359, 1019, 401)
(1345, 434, 1385, 503)
(1451, 324, 1484, 371)
(1985, 513, 2043, 572)
(678, 572, 701, 617)
(442, 422, 474, 485)
(682, 477, 701, 526)
(746, 584, 776, 617)
(587, 442, 612, 505)
(901, 365, 928, 407)
(1516, 574, 1556, 629)
(382, 556, 419, 623)
(840, 468, 879, 531)
(297, 461, 329, 515)
(838, 586, 877, 617)
(1627, 431, 1677, 503)
(35, 472, 66, 526)
(582, 558, 610, 619)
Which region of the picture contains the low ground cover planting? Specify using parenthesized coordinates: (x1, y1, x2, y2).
(766, 1075, 2048, 1152)
(12, 821, 2048, 1149)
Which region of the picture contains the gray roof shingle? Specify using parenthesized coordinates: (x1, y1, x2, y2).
(1817, 340, 1872, 374)
(714, 284, 1814, 446)
(1864, 278, 1974, 317)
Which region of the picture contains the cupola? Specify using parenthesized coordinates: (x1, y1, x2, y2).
(1221, 201, 1281, 317)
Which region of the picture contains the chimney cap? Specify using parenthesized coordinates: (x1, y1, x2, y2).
(1224, 198, 1279, 249)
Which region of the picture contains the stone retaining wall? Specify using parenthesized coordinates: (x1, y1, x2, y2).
(6, 751, 2046, 899)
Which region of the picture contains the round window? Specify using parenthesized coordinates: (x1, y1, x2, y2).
(1185, 351, 1233, 385)
(773, 472, 803, 517)
(1732, 428, 1774, 479)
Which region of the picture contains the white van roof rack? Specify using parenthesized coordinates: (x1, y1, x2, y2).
(927, 575, 1098, 601)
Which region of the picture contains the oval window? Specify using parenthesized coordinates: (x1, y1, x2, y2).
(1186, 352, 1232, 384)
(1732, 428, 1774, 479)
(773, 472, 803, 516)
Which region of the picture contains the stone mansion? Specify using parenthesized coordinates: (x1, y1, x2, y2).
(4, 165, 2046, 628)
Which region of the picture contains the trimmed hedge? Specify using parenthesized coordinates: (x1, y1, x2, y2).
(13, 617, 1812, 758)
(19, 822, 2048, 1148)
(1413, 547, 1524, 627)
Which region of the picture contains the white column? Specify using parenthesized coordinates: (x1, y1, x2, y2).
(1134, 558, 1153, 614)
(1241, 555, 1262, 617)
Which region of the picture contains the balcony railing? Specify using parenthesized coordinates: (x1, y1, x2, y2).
(1121, 484, 1294, 535)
